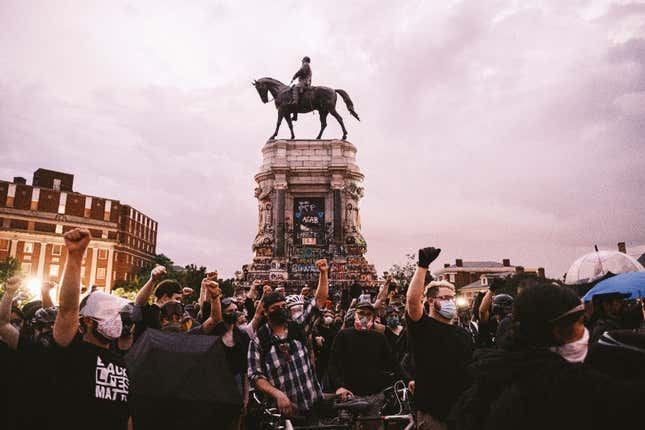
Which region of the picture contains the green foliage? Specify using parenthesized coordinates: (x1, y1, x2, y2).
(386, 253, 432, 293)
(0, 258, 22, 297)
(112, 287, 137, 301)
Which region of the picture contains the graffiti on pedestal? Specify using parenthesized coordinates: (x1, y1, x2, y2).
(294, 198, 325, 246)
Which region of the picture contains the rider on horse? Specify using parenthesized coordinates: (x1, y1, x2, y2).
(290, 56, 312, 121)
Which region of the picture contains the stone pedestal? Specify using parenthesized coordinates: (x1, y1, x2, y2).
(244, 139, 378, 292)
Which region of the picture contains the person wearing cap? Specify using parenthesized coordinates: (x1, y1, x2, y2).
(51, 228, 131, 430)
(406, 246, 473, 430)
(450, 281, 645, 430)
(248, 258, 329, 422)
(328, 298, 405, 412)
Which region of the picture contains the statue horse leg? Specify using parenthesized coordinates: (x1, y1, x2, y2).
(317, 110, 328, 139)
(330, 108, 348, 140)
(270, 112, 284, 140)
(285, 111, 295, 140)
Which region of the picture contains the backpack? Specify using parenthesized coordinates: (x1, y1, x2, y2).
(256, 321, 308, 364)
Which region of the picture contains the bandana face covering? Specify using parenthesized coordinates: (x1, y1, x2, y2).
(96, 315, 123, 340)
(550, 328, 589, 363)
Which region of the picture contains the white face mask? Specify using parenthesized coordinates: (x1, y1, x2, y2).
(437, 300, 457, 320)
(550, 328, 589, 363)
(323, 316, 333, 325)
(96, 314, 123, 340)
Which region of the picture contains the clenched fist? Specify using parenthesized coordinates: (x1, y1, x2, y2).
(64, 228, 91, 257)
(315, 259, 328, 273)
(150, 265, 167, 281)
(4, 276, 22, 294)
(417, 247, 441, 269)
(202, 275, 221, 299)
(41, 281, 56, 292)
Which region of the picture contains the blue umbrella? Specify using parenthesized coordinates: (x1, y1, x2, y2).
(582, 272, 645, 302)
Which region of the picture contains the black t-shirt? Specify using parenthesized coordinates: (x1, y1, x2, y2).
(51, 338, 130, 430)
(406, 313, 473, 419)
(329, 328, 401, 396)
(212, 321, 250, 375)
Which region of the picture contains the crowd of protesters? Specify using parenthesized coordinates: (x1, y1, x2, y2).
(1, 229, 645, 430)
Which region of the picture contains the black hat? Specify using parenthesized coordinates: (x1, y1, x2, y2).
(263, 292, 286, 309)
(302, 56, 311, 63)
(160, 301, 184, 318)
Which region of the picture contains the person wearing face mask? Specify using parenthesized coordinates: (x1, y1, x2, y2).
(209, 296, 251, 430)
(328, 299, 405, 412)
(383, 306, 407, 362)
(312, 310, 339, 390)
(449, 282, 645, 430)
(51, 228, 132, 430)
(248, 259, 329, 424)
(406, 246, 473, 430)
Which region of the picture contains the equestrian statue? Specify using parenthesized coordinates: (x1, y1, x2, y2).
(253, 56, 360, 141)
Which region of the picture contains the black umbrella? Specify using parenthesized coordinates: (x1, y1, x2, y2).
(125, 329, 242, 428)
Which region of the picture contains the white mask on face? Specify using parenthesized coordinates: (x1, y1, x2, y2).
(550, 328, 589, 363)
(323, 316, 333, 325)
(96, 314, 123, 340)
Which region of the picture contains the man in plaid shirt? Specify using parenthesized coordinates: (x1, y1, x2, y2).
(248, 259, 329, 419)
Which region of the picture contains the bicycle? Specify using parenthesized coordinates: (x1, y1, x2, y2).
(252, 380, 415, 430)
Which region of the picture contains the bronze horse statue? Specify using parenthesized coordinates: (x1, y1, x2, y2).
(253, 77, 360, 140)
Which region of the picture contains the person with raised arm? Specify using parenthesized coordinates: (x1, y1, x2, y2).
(248, 258, 328, 423)
(406, 246, 473, 430)
(52, 228, 131, 430)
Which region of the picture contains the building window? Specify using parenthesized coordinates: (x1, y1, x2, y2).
(58, 192, 67, 214)
(98, 249, 108, 260)
(449, 273, 456, 283)
(55, 224, 63, 234)
(23, 242, 33, 254)
(52, 244, 62, 256)
(481, 277, 488, 286)
(96, 268, 106, 280)
(53, 179, 61, 191)
(0, 239, 8, 251)
(49, 265, 60, 277)
(81, 266, 85, 278)
(21, 262, 32, 274)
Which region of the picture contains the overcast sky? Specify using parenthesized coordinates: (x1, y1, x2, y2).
(1, 0, 644, 278)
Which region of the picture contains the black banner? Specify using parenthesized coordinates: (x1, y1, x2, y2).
(294, 198, 325, 246)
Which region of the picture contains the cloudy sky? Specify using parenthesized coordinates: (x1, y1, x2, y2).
(1, 0, 644, 278)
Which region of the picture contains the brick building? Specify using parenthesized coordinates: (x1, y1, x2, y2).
(0, 169, 157, 295)
(433, 258, 545, 290)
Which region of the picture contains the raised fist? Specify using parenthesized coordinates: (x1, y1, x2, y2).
(4, 276, 22, 294)
(315, 259, 328, 273)
(182, 287, 194, 296)
(63, 228, 91, 257)
(205, 271, 218, 281)
(417, 247, 441, 269)
(205, 281, 221, 299)
(150, 265, 167, 281)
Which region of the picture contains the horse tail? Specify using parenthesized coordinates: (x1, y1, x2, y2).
(335, 89, 360, 121)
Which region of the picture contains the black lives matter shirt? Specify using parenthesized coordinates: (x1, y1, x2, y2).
(406, 313, 473, 420)
(52, 338, 130, 430)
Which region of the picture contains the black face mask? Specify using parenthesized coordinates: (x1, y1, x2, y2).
(268, 308, 289, 325)
(223, 312, 238, 325)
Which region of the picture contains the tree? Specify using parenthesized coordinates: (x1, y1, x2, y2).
(386, 253, 432, 294)
(0, 258, 20, 296)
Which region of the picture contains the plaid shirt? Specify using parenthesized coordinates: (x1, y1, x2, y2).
(248, 301, 322, 412)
